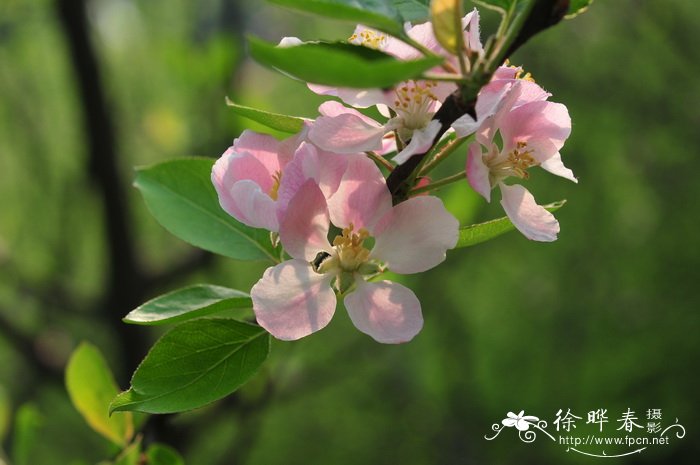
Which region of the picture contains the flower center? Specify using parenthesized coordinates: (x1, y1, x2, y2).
(487, 141, 537, 182)
(349, 30, 386, 50)
(269, 171, 282, 201)
(332, 224, 371, 272)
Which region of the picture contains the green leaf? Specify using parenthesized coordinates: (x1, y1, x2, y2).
(124, 284, 252, 326)
(65, 342, 134, 446)
(393, 0, 430, 22)
(268, 0, 404, 36)
(110, 319, 270, 414)
(566, 0, 593, 18)
(114, 440, 141, 465)
(225, 97, 306, 134)
(146, 444, 185, 465)
(473, 0, 514, 15)
(134, 158, 279, 262)
(455, 199, 566, 248)
(248, 37, 442, 88)
(431, 0, 463, 54)
(11, 404, 42, 465)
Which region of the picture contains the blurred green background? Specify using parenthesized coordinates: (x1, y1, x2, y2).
(0, 0, 698, 464)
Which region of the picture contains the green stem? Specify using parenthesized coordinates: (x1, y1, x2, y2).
(409, 170, 466, 196)
(420, 136, 469, 176)
(486, 0, 537, 73)
(366, 151, 394, 171)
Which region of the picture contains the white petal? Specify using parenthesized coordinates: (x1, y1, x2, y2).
(372, 196, 459, 274)
(540, 152, 578, 183)
(499, 183, 559, 242)
(344, 279, 423, 344)
(252, 260, 336, 341)
(392, 120, 442, 165)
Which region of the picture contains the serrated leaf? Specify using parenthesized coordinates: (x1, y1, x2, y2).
(65, 343, 133, 446)
(124, 284, 252, 326)
(146, 444, 185, 465)
(268, 0, 404, 36)
(248, 37, 442, 88)
(455, 199, 565, 247)
(225, 98, 306, 134)
(431, 0, 463, 53)
(566, 0, 593, 18)
(134, 158, 279, 262)
(110, 319, 270, 414)
(393, 0, 430, 22)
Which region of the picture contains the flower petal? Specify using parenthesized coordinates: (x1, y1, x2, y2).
(344, 279, 423, 344)
(307, 84, 392, 108)
(540, 152, 578, 183)
(252, 260, 336, 341)
(225, 180, 279, 231)
(466, 142, 492, 202)
(392, 120, 442, 165)
(327, 155, 392, 231)
(279, 180, 332, 261)
(499, 183, 559, 242)
(500, 100, 571, 163)
(308, 104, 386, 153)
(372, 196, 459, 274)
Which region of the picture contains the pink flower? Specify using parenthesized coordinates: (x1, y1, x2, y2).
(211, 129, 350, 232)
(251, 156, 459, 343)
(304, 11, 483, 164)
(452, 65, 551, 138)
(466, 81, 576, 241)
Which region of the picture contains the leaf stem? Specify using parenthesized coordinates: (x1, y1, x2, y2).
(409, 170, 465, 196)
(366, 151, 394, 171)
(420, 136, 469, 176)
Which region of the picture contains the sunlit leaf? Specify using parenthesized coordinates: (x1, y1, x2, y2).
(124, 284, 252, 326)
(146, 444, 185, 465)
(455, 199, 565, 247)
(268, 0, 404, 36)
(566, 0, 593, 18)
(134, 158, 279, 262)
(225, 97, 306, 134)
(248, 37, 442, 88)
(110, 319, 270, 414)
(11, 404, 42, 465)
(65, 343, 134, 446)
(431, 0, 463, 53)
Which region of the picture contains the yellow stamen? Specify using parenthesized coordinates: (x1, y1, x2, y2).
(269, 171, 282, 201)
(332, 224, 371, 271)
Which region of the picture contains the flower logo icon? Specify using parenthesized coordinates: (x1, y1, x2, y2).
(502, 411, 540, 431)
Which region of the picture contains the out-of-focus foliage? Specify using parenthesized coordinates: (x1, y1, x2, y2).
(0, 0, 697, 464)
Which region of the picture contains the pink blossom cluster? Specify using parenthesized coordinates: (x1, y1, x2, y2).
(211, 9, 575, 343)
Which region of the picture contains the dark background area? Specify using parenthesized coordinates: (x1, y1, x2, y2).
(0, 0, 697, 464)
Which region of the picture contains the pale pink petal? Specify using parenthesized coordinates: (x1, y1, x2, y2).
(466, 143, 492, 202)
(500, 101, 571, 163)
(233, 130, 284, 174)
(462, 9, 483, 54)
(451, 113, 479, 138)
(499, 183, 559, 242)
(539, 152, 577, 183)
(252, 260, 336, 341)
(371, 196, 459, 274)
(392, 120, 442, 165)
(327, 155, 392, 230)
(279, 180, 332, 261)
(278, 36, 303, 47)
(225, 180, 279, 231)
(309, 103, 387, 153)
(344, 279, 423, 344)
